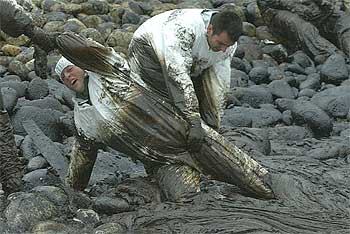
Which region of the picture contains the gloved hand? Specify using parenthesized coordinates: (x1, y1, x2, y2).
(186, 114, 205, 153)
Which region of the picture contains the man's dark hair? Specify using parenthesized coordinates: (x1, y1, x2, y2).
(209, 10, 243, 42)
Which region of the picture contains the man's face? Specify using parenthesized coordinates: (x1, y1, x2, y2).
(61, 65, 86, 93)
(207, 24, 234, 52)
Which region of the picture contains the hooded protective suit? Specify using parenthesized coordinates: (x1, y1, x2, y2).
(55, 32, 274, 201)
(128, 9, 237, 130)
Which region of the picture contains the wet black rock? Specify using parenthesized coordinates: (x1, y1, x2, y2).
(93, 222, 127, 233)
(0, 80, 27, 97)
(320, 54, 349, 85)
(27, 77, 49, 100)
(20, 135, 40, 160)
(230, 68, 250, 87)
(5, 191, 60, 233)
(1, 74, 22, 82)
(223, 106, 282, 128)
(276, 98, 333, 137)
(299, 73, 321, 90)
(268, 80, 297, 99)
(93, 196, 130, 215)
(249, 66, 270, 84)
(229, 85, 273, 108)
(268, 126, 313, 142)
(11, 106, 64, 141)
(0, 87, 18, 113)
(27, 156, 49, 172)
(0, 64, 7, 75)
(75, 209, 100, 225)
(16, 96, 65, 112)
(22, 169, 62, 190)
(311, 86, 350, 118)
(298, 88, 316, 98)
(222, 127, 271, 156)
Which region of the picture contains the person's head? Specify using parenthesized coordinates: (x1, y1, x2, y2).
(55, 56, 87, 93)
(207, 10, 243, 52)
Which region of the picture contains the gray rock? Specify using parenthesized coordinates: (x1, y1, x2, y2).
(177, 0, 213, 8)
(8, 59, 30, 80)
(311, 86, 350, 118)
(31, 221, 69, 234)
(43, 21, 65, 33)
(0, 64, 7, 75)
(268, 67, 285, 81)
(276, 98, 333, 137)
(282, 110, 293, 125)
(14, 134, 24, 148)
(22, 169, 62, 190)
(268, 80, 296, 99)
(223, 106, 282, 128)
(228, 85, 273, 108)
(238, 36, 263, 62)
(79, 15, 103, 29)
(27, 77, 49, 100)
(106, 29, 133, 53)
(340, 128, 350, 138)
(129, 0, 152, 15)
(230, 57, 246, 72)
(15, 47, 34, 64)
(31, 186, 69, 207)
(262, 44, 288, 64)
(16, 96, 64, 112)
(75, 209, 100, 225)
(1, 87, 18, 113)
(246, 2, 264, 26)
(0, 80, 27, 97)
(222, 127, 271, 155)
(320, 54, 349, 85)
(268, 126, 313, 141)
(249, 66, 269, 84)
(81, 0, 109, 15)
(299, 73, 321, 90)
(230, 68, 250, 87)
(242, 21, 256, 37)
(27, 156, 48, 172)
(93, 196, 130, 215)
(27, 71, 41, 81)
(221, 109, 252, 127)
(283, 63, 306, 75)
(1, 74, 21, 82)
(289, 51, 312, 68)
(122, 10, 141, 25)
(298, 88, 316, 98)
(20, 135, 40, 160)
(45, 11, 68, 22)
(94, 222, 126, 234)
(63, 18, 87, 33)
(89, 151, 146, 187)
(79, 28, 104, 44)
(5, 192, 59, 232)
(11, 106, 64, 141)
(47, 79, 75, 109)
(96, 22, 117, 41)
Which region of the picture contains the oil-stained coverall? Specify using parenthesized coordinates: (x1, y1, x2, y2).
(55, 32, 274, 201)
(128, 9, 237, 131)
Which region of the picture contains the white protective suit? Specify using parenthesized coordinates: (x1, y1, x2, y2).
(129, 9, 237, 130)
(55, 32, 273, 201)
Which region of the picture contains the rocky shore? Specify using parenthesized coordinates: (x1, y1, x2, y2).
(0, 0, 349, 233)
